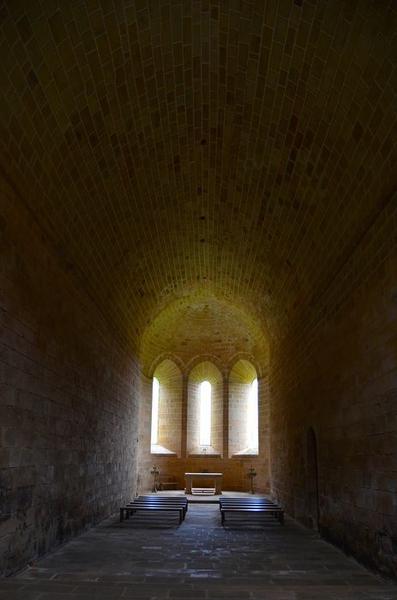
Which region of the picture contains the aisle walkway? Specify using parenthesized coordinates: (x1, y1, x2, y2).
(0, 504, 394, 599)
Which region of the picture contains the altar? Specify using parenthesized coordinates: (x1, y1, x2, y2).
(184, 472, 223, 495)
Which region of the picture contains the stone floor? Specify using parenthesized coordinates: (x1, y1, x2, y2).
(0, 504, 395, 599)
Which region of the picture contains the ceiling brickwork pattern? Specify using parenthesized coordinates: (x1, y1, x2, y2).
(142, 295, 268, 374)
(0, 0, 396, 363)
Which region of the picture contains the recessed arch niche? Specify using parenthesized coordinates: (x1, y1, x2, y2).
(228, 359, 259, 457)
(151, 359, 183, 456)
(187, 361, 223, 456)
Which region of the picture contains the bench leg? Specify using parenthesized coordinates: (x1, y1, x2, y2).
(221, 512, 225, 525)
(279, 511, 284, 525)
(120, 508, 124, 523)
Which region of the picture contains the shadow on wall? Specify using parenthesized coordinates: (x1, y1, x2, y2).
(306, 427, 320, 530)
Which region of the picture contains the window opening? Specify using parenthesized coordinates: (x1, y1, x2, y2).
(151, 377, 160, 445)
(247, 378, 258, 451)
(199, 380, 211, 446)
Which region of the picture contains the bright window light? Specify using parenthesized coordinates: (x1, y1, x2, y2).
(151, 377, 160, 445)
(247, 378, 258, 450)
(199, 380, 211, 446)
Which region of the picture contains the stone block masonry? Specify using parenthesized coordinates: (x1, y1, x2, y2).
(270, 197, 397, 578)
(0, 0, 396, 580)
(0, 504, 394, 599)
(0, 179, 140, 576)
(137, 366, 271, 496)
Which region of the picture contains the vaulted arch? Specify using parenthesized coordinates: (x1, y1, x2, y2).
(187, 361, 223, 456)
(151, 359, 183, 456)
(228, 360, 259, 457)
(0, 0, 396, 580)
(140, 294, 269, 376)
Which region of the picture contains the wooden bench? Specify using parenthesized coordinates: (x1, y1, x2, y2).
(120, 495, 188, 524)
(120, 503, 184, 524)
(136, 496, 188, 517)
(220, 499, 280, 505)
(219, 499, 278, 512)
(219, 497, 279, 505)
(219, 497, 284, 525)
(138, 495, 187, 503)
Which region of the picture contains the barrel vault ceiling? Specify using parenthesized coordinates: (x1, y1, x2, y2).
(0, 0, 396, 364)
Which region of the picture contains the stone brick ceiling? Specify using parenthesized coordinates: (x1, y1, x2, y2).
(1, 1, 396, 363)
(142, 294, 268, 374)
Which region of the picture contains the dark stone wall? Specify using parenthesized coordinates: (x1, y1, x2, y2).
(270, 200, 397, 577)
(0, 179, 139, 576)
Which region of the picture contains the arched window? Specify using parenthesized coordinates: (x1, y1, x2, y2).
(150, 360, 183, 455)
(187, 362, 222, 456)
(247, 378, 258, 452)
(151, 377, 160, 446)
(199, 380, 211, 446)
(228, 360, 259, 456)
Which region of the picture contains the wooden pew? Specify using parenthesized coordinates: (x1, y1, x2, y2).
(219, 497, 284, 525)
(120, 495, 188, 524)
(120, 502, 184, 524)
(135, 496, 188, 517)
(220, 500, 280, 505)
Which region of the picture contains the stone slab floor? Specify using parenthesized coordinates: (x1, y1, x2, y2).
(0, 504, 395, 599)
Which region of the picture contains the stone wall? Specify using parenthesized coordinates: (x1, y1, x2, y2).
(270, 198, 397, 577)
(137, 373, 154, 493)
(0, 180, 139, 576)
(155, 360, 183, 455)
(137, 367, 271, 494)
(229, 360, 259, 457)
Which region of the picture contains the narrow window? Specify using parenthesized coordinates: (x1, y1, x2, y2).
(151, 377, 160, 446)
(247, 378, 258, 451)
(199, 380, 211, 446)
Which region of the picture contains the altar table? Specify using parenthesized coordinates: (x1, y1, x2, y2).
(184, 472, 223, 495)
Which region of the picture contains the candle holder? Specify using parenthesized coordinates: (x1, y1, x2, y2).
(248, 465, 257, 494)
(150, 465, 160, 493)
